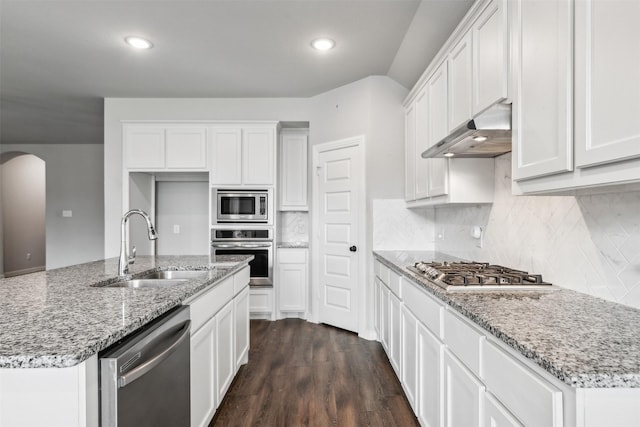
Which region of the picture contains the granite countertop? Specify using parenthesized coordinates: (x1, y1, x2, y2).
(374, 250, 640, 389)
(277, 242, 309, 248)
(0, 255, 252, 369)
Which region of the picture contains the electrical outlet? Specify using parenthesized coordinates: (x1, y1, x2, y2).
(26, 253, 31, 260)
(173, 224, 180, 234)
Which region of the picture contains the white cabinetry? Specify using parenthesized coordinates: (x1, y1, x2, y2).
(472, 0, 509, 114)
(511, 0, 573, 181)
(234, 286, 250, 370)
(574, 0, 640, 169)
(417, 320, 444, 427)
(277, 248, 308, 314)
(190, 316, 217, 427)
(215, 300, 235, 401)
(484, 392, 523, 427)
(448, 33, 473, 132)
(250, 288, 274, 320)
(279, 130, 308, 211)
(210, 124, 277, 186)
(444, 349, 485, 427)
(389, 290, 402, 376)
(404, 0, 501, 207)
(401, 305, 418, 411)
(187, 266, 250, 427)
(513, 0, 640, 194)
(124, 124, 208, 170)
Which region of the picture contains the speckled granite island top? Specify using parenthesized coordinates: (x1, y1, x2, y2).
(374, 250, 640, 388)
(0, 255, 251, 369)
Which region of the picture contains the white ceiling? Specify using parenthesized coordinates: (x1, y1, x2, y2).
(0, 0, 473, 144)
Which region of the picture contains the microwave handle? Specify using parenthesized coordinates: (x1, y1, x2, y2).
(260, 196, 266, 215)
(211, 243, 272, 249)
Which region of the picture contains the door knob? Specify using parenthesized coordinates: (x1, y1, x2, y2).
(349, 245, 357, 252)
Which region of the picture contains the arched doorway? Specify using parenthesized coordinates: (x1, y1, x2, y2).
(0, 152, 46, 277)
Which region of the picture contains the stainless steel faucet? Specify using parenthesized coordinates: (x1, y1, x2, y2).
(118, 209, 158, 276)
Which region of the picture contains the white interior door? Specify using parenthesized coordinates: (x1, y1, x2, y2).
(315, 139, 363, 333)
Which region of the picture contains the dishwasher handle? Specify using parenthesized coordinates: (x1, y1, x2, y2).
(118, 319, 191, 388)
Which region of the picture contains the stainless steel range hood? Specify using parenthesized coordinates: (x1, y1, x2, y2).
(421, 103, 512, 158)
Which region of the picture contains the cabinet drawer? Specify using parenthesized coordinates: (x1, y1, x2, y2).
(375, 260, 391, 285)
(387, 269, 402, 299)
(443, 309, 485, 377)
(482, 340, 563, 427)
(233, 265, 250, 296)
(278, 248, 307, 264)
(403, 279, 443, 339)
(189, 277, 234, 333)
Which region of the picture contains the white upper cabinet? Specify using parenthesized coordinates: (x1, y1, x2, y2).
(448, 33, 473, 132)
(210, 128, 242, 185)
(210, 124, 277, 187)
(124, 124, 207, 170)
(513, 0, 640, 194)
(279, 130, 308, 210)
(243, 127, 276, 185)
(405, 104, 417, 201)
(574, 0, 640, 168)
(473, 0, 509, 115)
(427, 61, 450, 198)
(511, 0, 573, 181)
(414, 87, 431, 200)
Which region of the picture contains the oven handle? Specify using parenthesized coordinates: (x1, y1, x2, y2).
(211, 243, 272, 249)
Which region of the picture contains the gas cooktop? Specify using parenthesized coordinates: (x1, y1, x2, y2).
(407, 261, 557, 292)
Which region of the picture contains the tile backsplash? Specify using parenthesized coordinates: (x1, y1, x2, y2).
(373, 199, 435, 250)
(279, 211, 309, 243)
(436, 154, 640, 309)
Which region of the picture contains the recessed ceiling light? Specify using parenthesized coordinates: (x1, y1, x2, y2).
(473, 136, 488, 142)
(125, 36, 153, 49)
(311, 38, 335, 51)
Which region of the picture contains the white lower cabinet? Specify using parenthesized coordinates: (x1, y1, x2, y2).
(234, 286, 250, 369)
(277, 248, 308, 314)
(389, 291, 402, 376)
(417, 321, 444, 427)
(188, 266, 250, 427)
(401, 305, 418, 411)
(484, 392, 523, 427)
(380, 285, 390, 352)
(215, 300, 235, 401)
(444, 349, 485, 427)
(190, 316, 217, 427)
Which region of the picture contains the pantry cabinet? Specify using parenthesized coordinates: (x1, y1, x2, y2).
(512, 0, 640, 194)
(124, 124, 208, 170)
(210, 124, 277, 186)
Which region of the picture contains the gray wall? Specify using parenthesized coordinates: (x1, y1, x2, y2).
(1, 153, 46, 275)
(1, 144, 104, 269)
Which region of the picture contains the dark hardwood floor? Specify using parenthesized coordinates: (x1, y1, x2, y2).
(210, 319, 419, 427)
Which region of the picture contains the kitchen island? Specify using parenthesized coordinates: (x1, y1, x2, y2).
(374, 250, 640, 427)
(0, 254, 252, 427)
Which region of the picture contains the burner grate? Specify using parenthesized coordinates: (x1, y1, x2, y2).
(409, 261, 552, 290)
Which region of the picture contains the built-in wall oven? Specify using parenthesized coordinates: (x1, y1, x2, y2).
(211, 228, 273, 286)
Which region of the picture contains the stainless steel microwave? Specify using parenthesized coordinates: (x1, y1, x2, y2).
(216, 189, 269, 223)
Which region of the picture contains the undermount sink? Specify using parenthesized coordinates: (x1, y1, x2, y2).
(92, 270, 209, 288)
(140, 270, 209, 280)
(103, 278, 190, 289)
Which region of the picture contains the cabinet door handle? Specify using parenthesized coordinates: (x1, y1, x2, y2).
(349, 245, 357, 252)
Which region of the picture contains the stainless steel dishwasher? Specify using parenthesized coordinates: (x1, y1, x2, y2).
(99, 305, 191, 427)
